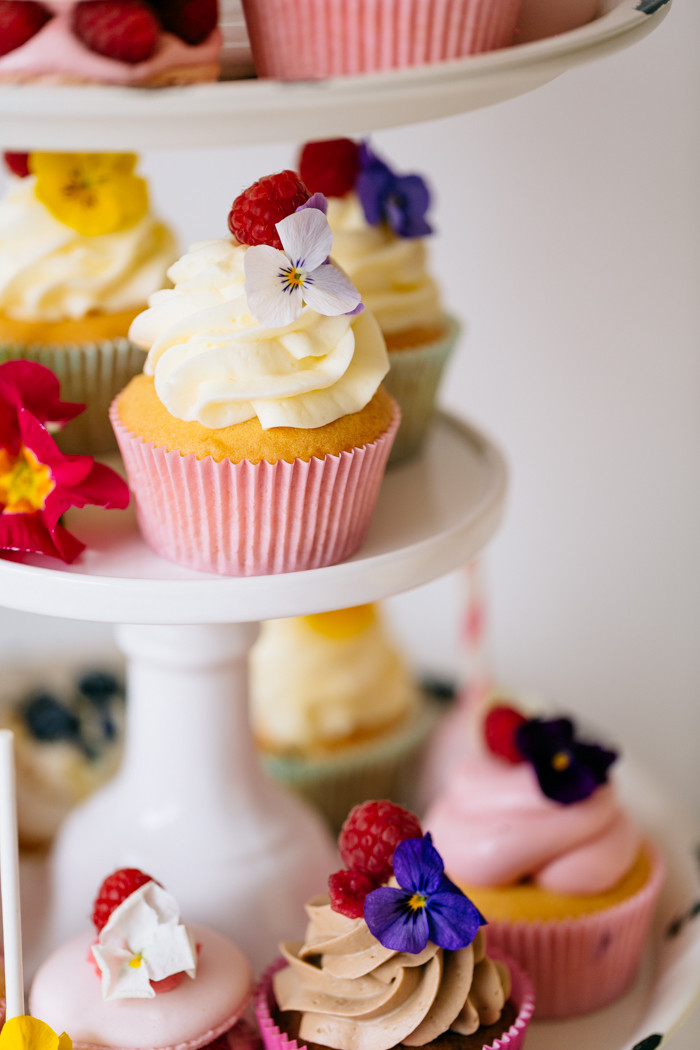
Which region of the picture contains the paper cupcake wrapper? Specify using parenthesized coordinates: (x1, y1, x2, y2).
(384, 315, 461, 466)
(0, 338, 146, 455)
(243, 0, 522, 78)
(255, 953, 535, 1050)
(111, 403, 399, 577)
(261, 699, 442, 833)
(483, 844, 666, 1020)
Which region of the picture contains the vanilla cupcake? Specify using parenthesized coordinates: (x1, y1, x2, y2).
(0, 151, 177, 453)
(250, 603, 440, 830)
(112, 171, 398, 577)
(299, 139, 459, 465)
(255, 800, 534, 1050)
(0, 1, 222, 86)
(426, 703, 665, 1018)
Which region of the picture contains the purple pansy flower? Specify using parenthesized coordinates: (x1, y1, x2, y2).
(515, 716, 618, 805)
(356, 143, 432, 239)
(364, 833, 485, 955)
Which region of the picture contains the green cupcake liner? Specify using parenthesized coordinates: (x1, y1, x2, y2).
(0, 338, 147, 455)
(384, 314, 461, 466)
(259, 697, 443, 834)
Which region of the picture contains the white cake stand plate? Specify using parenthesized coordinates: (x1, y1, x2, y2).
(3, 414, 507, 976)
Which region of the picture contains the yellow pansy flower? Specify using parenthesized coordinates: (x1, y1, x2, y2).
(0, 1017, 72, 1050)
(30, 152, 148, 237)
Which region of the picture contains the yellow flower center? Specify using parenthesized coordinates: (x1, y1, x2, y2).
(551, 750, 572, 772)
(129, 953, 143, 969)
(283, 266, 305, 290)
(408, 893, 427, 912)
(0, 445, 55, 514)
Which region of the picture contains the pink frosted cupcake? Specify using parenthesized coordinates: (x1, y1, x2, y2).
(29, 866, 257, 1050)
(426, 704, 665, 1019)
(111, 170, 398, 577)
(255, 800, 535, 1050)
(241, 0, 522, 80)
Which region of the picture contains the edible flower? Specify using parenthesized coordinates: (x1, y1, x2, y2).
(30, 152, 148, 237)
(0, 361, 130, 564)
(364, 833, 485, 954)
(0, 1016, 72, 1050)
(92, 881, 197, 1000)
(515, 716, 618, 805)
(356, 142, 432, 238)
(244, 203, 362, 328)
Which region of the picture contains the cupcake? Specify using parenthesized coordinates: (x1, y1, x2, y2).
(255, 800, 534, 1050)
(299, 138, 459, 465)
(241, 0, 522, 79)
(250, 603, 441, 831)
(425, 703, 665, 1018)
(0, 666, 125, 850)
(0, 1, 222, 86)
(0, 150, 177, 454)
(111, 170, 399, 577)
(29, 866, 256, 1050)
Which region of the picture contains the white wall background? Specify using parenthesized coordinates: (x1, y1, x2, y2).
(0, 5, 697, 816)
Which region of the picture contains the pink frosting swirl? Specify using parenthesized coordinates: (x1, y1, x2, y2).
(426, 755, 641, 895)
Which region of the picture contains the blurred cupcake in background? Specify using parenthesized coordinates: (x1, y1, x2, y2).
(0, 150, 177, 454)
(249, 603, 441, 832)
(0, 664, 125, 850)
(299, 137, 461, 465)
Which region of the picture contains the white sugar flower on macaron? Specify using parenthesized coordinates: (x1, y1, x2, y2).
(91, 879, 197, 1001)
(244, 197, 362, 329)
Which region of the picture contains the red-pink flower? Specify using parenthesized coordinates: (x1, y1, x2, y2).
(0, 361, 130, 563)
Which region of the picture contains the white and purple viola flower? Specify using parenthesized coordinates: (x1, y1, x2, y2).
(244, 195, 362, 329)
(356, 142, 433, 239)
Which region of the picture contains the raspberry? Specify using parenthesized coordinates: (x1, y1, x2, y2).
(0, 1, 52, 57)
(92, 867, 155, 931)
(150, 0, 218, 45)
(484, 704, 528, 764)
(298, 139, 360, 199)
(338, 800, 423, 883)
(228, 170, 310, 250)
(328, 869, 377, 919)
(3, 152, 30, 178)
(73, 0, 159, 64)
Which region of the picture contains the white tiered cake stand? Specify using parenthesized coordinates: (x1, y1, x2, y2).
(2, 1, 698, 1047)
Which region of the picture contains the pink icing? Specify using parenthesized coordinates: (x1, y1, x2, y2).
(425, 755, 641, 895)
(29, 924, 252, 1050)
(0, 4, 222, 84)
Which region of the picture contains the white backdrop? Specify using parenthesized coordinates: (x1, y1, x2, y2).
(0, 4, 697, 823)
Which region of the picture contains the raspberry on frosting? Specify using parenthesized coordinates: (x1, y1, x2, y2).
(0, 1, 52, 57)
(299, 138, 361, 199)
(338, 799, 423, 882)
(73, 0, 160, 64)
(92, 866, 155, 931)
(484, 704, 528, 764)
(228, 170, 311, 250)
(150, 0, 218, 46)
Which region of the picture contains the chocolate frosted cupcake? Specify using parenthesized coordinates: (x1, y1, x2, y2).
(299, 138, 460, 465)
(255, 801, 535, 1050)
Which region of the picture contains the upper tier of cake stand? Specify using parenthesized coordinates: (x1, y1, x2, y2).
(0, 0, 671, 150)
(0, 412, 507, 624)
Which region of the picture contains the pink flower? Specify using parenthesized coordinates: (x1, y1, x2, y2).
(0, 361, 130, 563)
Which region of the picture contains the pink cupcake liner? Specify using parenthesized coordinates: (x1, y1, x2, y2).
(483, 844, 666, 1019)
(111, 403, 399, 577)
(242, 0, 522, 79)
(255, 954, 534, 1050)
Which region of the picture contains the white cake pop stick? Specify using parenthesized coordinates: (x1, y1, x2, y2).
(0, 728, 24, 1019)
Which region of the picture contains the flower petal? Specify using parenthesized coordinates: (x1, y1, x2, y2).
(0, 360, 83, 428)
(393, 834, 444, 896)
(425, 884, 484, 951)
(276, 207, 333, 272)
(244, 244, 303, 328)
(303, 263, 361, 317)
(364, 886, 430, 954)
(0, 1017, 62, 1050)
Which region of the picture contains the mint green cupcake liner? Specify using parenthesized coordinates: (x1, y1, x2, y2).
(259, 698, 443, 834)
(0, 338, 146, 456)
(384, 314, 461, 466)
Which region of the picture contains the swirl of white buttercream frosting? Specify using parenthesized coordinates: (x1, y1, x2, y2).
(0, 175, 177, 322)
(326, 195, 443, 336)
(131, 237, 389, 431)
(274, 898, 510, 1050)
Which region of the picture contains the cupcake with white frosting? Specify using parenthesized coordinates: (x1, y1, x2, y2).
(111, 170, 398, 576)
(299, 138, 460, 465)
(0, 150, 177, 453)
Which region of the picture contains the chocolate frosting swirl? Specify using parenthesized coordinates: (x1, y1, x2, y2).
(274, 897, 510, 1050)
